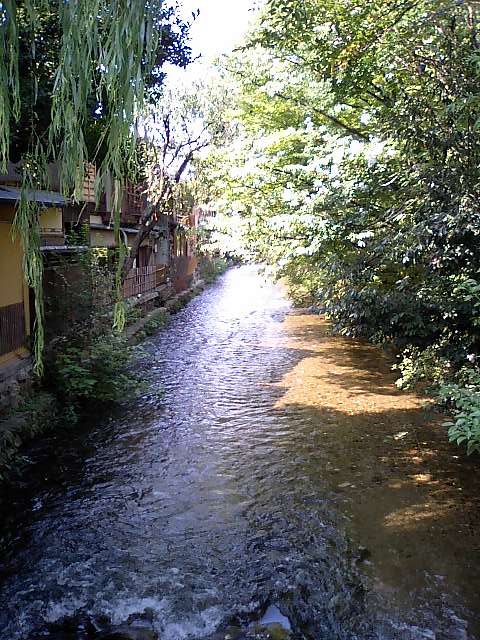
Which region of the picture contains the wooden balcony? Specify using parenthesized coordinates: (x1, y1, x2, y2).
(98, 181, 147, 227)
(0, 161, 96, 203)
(82, 163, 96, 203)
(121, 181, 147, 225)
(0, 302, 26, 356)
(122, 265, 167, 300)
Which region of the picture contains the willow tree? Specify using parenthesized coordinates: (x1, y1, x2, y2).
(0, 0, 192, 373)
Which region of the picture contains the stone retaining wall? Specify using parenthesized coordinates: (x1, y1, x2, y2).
(0, 353, 32, 411)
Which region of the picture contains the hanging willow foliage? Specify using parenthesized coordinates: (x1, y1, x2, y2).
(0, 0, 20, 172)
(0, 0, 168, 374)
(17, 154, 47, 375)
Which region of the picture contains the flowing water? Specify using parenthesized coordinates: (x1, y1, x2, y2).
(0, 266, 478, 640)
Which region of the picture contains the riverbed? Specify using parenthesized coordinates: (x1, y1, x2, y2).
(0, 266, 479, 639)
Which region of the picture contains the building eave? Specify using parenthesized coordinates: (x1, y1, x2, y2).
(0, 186, 68, 207)
(40, 245, 89, 253)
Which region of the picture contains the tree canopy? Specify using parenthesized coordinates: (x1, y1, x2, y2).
(205, 0, 480, 453)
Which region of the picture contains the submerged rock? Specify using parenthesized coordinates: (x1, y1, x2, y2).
(261, 624, 291, 639)
(246, 623, 291, 639)
(258, 605, 291, 631)
(205, 626, 245, 640)
(245, 604, 292, 639)
(206, 603, 293, 640)
(355, 545, 371, 564)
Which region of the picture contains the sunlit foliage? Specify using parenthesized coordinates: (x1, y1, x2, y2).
(209, 0, 480, 452)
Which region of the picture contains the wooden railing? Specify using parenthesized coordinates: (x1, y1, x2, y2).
(0, 302, 26, 356)
(123, 266, 156, 299)
(122, 265, 167, 299)
(155, 265, 167, 287)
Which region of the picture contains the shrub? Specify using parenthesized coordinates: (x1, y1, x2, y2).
(439, 367, 480, 455)
(199, 257, 229, 284)
(394, 344, 452, 391)
(46, 332, 143, 422)
(144, 310, 170, 336)
(125, 304, 144, 327)
(0, 392, 58, 479)
(394, 345, 480, 455)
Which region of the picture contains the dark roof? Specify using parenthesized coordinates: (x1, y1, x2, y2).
(40, 245, 89, 253)
(0, 186, 68, 206)
(89, 223, 139, 235)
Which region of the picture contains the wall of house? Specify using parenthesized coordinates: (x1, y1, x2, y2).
(0, 222, 24, 308)
(90, 227, 140, 250)
(39, 207, 62, 233)
(90, 227, 155, 269)
(90, 228, 116, 248)
(154, 237, 170, 265)
(0, 210, 31, 374)
(40, 207, 64, 247)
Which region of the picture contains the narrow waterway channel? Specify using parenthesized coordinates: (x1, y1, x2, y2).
(0, 266, 479, 640)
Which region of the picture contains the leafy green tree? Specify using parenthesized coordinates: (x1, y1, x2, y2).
(207, 0, 480, 452)
(122, 79, 232, 276)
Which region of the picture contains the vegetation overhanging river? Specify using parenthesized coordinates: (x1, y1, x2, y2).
(0, 266, 479, 640)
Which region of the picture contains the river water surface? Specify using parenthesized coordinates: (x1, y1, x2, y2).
(0, 266, 479, 639)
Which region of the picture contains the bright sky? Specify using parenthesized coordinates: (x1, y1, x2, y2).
(164, 0, 258, 83)
(180, 0, 256, 62)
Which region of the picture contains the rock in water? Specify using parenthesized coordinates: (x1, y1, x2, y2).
(244, 604, 292, 639)
(263, 622, 291, 640)
(259, 605, 291, 632)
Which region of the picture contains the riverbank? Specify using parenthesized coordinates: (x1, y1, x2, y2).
(274, 311, 480, 637)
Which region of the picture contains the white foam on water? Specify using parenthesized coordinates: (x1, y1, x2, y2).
(44, 597, 89, 623)
(388, 608, 470, 640)
(96, 595, 224, 640)
(160, 605, 224, 640)
(104, 595, 170, 625)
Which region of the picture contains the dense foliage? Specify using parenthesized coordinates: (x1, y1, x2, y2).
(42, 248, 144, 421)
(208, 0, 480, 452)
(47, 332, 142, 422)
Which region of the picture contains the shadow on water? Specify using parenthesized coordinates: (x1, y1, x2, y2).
(0, 266, 479, 640)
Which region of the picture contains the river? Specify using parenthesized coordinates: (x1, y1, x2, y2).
(0, 266, 479, 639)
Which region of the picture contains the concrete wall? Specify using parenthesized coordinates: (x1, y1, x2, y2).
(90, 225, 141, 250)
(39, 207, 62, 234)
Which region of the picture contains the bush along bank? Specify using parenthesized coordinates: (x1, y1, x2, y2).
(197, 257, 229, 285)
(0, 392, 58, 482)
(0, 329, 144, 482)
